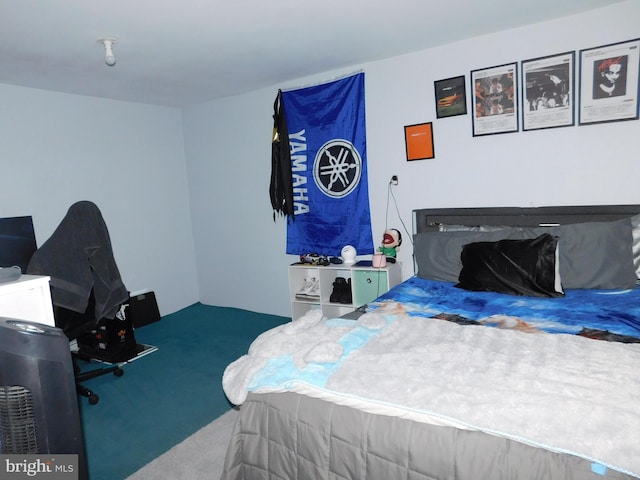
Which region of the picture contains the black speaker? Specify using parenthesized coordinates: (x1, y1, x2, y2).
(0, 317, 88, 480)
(128, 291, 161, 328)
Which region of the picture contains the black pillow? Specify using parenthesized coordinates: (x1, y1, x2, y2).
(414, 229, 527, 282)
(456, 234, 564, 298)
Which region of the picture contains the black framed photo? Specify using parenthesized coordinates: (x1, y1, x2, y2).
(579, 38, 640, 125)
(434, 75, 467, 118)
(471, 62, 518, 136)
(521, 51, 575, 131)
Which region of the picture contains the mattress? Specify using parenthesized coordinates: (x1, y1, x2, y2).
(222, 391, 637, 480)
(222, 303, 640, 479)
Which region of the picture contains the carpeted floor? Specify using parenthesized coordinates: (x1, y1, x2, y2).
(126, 406, 240, 479)
(79, 303, 289, 480)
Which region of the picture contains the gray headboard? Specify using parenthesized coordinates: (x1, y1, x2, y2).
(413, 205, 640, 234)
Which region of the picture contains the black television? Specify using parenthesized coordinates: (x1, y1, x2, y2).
(0, 216, 38, 272)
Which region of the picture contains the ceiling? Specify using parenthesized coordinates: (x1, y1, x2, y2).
(0, 0, 624, 108)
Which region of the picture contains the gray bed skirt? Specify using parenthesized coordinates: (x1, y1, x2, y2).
(221, 392, 636, 480)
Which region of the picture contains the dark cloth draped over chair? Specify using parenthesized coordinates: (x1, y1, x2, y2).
(27, 200, 129, 322)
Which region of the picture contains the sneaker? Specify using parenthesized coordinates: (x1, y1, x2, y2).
(296, 277, 319, 300)
(295, 277, 314, 298)
(307, 278, 320, 299)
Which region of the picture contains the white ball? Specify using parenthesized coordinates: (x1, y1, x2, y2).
(341, 245, 357, 264)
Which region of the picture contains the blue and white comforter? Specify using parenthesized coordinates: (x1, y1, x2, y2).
(223, 280, 640, 478)
(367, 276, 640, 341)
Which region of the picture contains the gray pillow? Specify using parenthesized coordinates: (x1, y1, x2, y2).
(631, 213, 640, 279)
(526, 219, 636, 290)
(438, 224, 506, 232)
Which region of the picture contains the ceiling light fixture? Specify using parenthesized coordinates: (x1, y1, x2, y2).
(97, 37, 118, 66)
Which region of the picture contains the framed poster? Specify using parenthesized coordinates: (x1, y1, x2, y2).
(579, 38, 640, 125)
(471, 62, 518, 136)
(404, 122, 434, 161)
(521, 51, 575, 131)
(434, 75, 467, 118)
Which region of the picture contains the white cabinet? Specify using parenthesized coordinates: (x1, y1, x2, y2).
(288, 262, 401, 319)
(0, 275, 55, 326)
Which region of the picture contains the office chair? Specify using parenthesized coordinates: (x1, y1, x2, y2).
(26, 200, 132, 405)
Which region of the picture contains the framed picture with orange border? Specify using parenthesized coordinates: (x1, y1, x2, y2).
(404, 122, 435, 161)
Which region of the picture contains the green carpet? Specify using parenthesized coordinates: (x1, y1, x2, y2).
(79, 303, 289, 480)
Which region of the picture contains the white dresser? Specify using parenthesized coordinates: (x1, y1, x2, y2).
(0, 274, 55, 326)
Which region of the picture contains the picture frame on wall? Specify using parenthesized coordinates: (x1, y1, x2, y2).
(578, 38, 640, 125)
(521, 51, 575, 131)
(404, 122, 434, 161)
(471, 62, 518, 136)
(434, 75, 467, 118)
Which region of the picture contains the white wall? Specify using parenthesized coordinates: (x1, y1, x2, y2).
(0, 86, 198, 315)
(182, 90, 288, 316)
(184, 1, 640, 317)
(2, 2, 637, 319)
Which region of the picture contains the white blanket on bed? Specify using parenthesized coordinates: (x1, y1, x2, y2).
(222, 310, 640, 478)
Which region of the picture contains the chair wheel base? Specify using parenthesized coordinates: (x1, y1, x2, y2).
(74, 361, 125, 405)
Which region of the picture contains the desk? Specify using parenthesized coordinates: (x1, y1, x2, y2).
(0, 274, 55, 326)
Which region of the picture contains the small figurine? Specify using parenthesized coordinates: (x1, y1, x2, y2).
(379, 229, 402, 263)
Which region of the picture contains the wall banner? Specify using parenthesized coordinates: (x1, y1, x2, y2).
(282, 72, 374, 256)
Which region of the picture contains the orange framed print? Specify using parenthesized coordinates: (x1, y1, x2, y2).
(404, 122, 434, 161)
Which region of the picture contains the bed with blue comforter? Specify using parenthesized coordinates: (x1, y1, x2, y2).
(221, 205, 640, 480)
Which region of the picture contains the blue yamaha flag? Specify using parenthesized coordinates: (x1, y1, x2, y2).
(282, 73, 374, 256)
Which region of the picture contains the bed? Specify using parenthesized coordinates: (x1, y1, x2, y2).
(221, 204, 640, 480)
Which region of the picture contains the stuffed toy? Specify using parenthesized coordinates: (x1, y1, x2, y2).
(379, 228, 402, 263)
